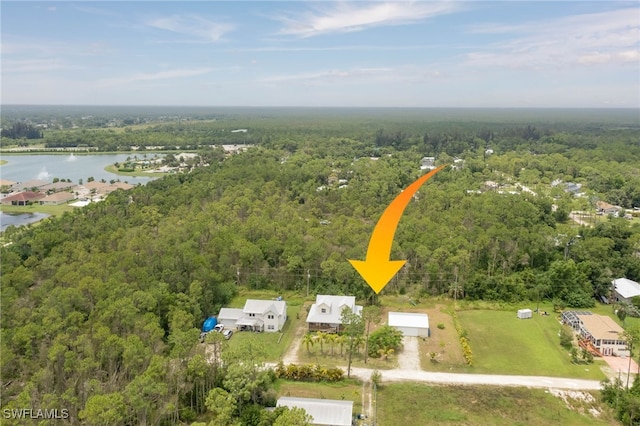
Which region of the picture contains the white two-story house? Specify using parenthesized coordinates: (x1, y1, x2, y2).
(306, 295, 362, 333)
(217, 299, 287, 332)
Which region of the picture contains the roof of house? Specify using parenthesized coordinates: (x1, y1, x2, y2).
(612, 278, 640, 299)
(243, 299, 286, 316)
(40, 192, 75, 202)
(277, 397, 353, 426)
(109, 182, 134, 191)
(597, 201, 621, 211)
(82, 181, 110, 190)
(217, 308, 244, 321)
(40, 182, 76, 192)
(306, 295, 362, 325)
(2, 191, 46, 202)
(388, 312, 429, 329)
(577, 314, 625, 341)
(13, 179, 49, 190)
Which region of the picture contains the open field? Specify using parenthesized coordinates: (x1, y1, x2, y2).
(458, 309, 606, 380)
(376, 383, 618, 425)
(104, 163, 170, 178)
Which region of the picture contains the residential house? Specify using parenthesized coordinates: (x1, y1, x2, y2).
(40, 192, 76, 205)
(419, 156, 436, 171)
(1, 191, 46, 206)
(276, 397, 353, 426)
(11, 179, 48, 192)
(40, 182, 76, 193)
(562, 311, 629, 357)
(597, 201, 622, 216)
(612, 278, 640, 304)
(306, 295, 362, 333)
(0, 179, 17, 199)
(217, 299, 287, 332)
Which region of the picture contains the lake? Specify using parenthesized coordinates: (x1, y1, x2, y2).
(0, 153, 162, 185)
(0, 153, 163, 231)
(1, 211, 50, 232)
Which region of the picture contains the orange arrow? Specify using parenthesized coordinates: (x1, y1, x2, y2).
(349, 165, 445, 294)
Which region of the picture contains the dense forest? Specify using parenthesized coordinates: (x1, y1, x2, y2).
(1, 108, 640, 424)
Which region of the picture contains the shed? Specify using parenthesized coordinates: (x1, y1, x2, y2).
(517, 309, 533, 319)
(388, 312, 430, 337)
(277, 397, 353, 426)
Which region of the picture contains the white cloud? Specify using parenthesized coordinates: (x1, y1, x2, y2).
(276, 1, 463, 37)
(146, 15, 234, 42)
(2, 58, 70, 73)
(464, 7, 640, 69)
(258, 65, 443, 86)
(98, 68, 214, 87)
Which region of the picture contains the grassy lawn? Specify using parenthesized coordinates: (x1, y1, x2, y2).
(0, 203, 75, 216)
(225, 289, 309, 362)
(458, 309, 606, 380)
(104, 164, 170, 178)
(377, 383, 617, 426)
(296, 339, 398, 370)
(229, 304, 303, 362)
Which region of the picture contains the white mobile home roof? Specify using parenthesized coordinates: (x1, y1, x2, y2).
(612, 278, 640, 299)
(388, 312, 429, 329)
(277, 397, 353, 426)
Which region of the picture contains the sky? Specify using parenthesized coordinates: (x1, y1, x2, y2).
(1, 1, 639, 108)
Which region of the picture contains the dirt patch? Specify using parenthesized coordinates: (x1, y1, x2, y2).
(548, 388, 601, 417)
(419, 305, 465, 369)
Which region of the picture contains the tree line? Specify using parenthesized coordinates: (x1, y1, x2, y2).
(1, 115, 639, 424)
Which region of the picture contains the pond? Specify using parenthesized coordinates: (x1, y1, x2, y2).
(0, 153, 162, 185)
(1, 211, 50, 232)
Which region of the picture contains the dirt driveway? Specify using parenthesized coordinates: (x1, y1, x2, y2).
(397, 336, 420, 370)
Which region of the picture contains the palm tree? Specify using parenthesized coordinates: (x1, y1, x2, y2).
(302, 333, 315, 354)
(326, 333, 338, 356)
(336, 334, 346, 356)
(316, 332, 326, 354)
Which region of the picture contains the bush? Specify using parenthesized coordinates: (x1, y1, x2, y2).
(368, 325, 403, 358)
(437, 323, 445, 330)
(559, 326, 574, 350)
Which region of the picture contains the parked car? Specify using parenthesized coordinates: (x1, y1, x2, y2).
(214, 324, 224, 333)
(222, 329, 233, 340)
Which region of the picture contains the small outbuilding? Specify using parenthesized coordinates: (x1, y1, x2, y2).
(517, 308, 533, 319)
(388, 312, 430, 337)
(276, 397, 353, 426)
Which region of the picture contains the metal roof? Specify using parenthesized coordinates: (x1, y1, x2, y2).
(306, 295, 362, 325)
(612, 278, 640, 299)
(388, 312, 429, 329)
(243, 299, 286, 316)
(277, 397, 353, 426)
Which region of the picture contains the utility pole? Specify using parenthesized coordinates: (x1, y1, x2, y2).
(306, 269, 310, 297)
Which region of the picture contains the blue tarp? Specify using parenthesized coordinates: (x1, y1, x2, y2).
(202, 316, 217, 332)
